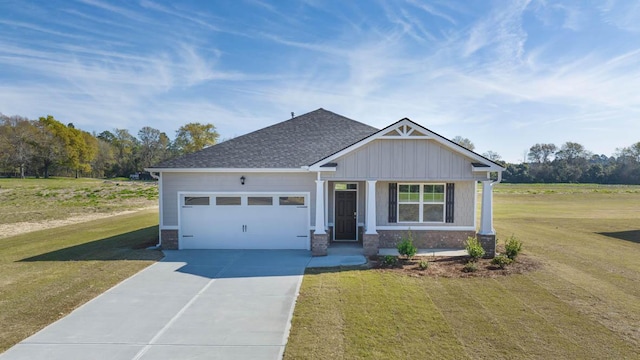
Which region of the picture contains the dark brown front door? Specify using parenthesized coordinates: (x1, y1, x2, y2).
(335, 191, 357, 240)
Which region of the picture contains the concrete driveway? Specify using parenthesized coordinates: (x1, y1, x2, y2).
(0, 250, 312, 360)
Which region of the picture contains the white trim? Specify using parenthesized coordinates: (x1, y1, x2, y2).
(314, 179, 326, 235)
(160, 225, 179, 230)
(473, 181, 478, 230)
(333, 182, 359, 242)
(146, 167, 309, 173)
(365, 180, 377, 235)
(158, 173, 164, 228)
(377, 226, 475, 231)
(308, 119, 505, 172)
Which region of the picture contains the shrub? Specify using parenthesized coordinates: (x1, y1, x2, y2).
(462, 261, 478, 273)
(491, 254, 513, 269)
(397, 233, 418, 259)
(465, 236, 485, 261)
(381, 255, 398, 267)
(504, 235, 523, 260)
(418, 260, 429, 270)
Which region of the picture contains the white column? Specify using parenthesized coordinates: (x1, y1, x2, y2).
(314, 179, 326, 235)
(479, 180, 495, 235)
(365, 180, 377, 235)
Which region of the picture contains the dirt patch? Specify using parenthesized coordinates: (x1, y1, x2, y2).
(370, 253, 541, 278)
(0, 207, 157, 239)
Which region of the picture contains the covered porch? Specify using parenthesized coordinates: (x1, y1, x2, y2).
(311, 177, 498, 257)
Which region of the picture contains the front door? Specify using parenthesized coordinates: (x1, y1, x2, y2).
(335, 190, 357, 241)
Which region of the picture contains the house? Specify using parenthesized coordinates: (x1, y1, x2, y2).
(147, 109, 504, 257)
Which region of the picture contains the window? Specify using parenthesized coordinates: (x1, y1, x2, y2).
(216, 196, 241, 205)
(335, 183, 357, 190)
(398, 184, 445, 222)
(184, 196, 209, 206)
(248, 196, 273, 206)
(279, 196, 305, 206)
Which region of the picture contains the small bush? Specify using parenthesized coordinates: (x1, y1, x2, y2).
(505, 235, 523, 260)
(491, 254, 513, 269)
(418, 260, 429, 270)
(381, 255, 398, 267)
(462, 261, 478, 273)
(465, 236, 485, 261)
(397, 234, 418, 259)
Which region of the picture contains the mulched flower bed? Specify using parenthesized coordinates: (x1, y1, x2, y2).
(369, 252, 541, 278)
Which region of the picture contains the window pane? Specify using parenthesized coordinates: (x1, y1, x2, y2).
(248, 197, 273, 205)
(399, 204, 419, 222)
(399, 184, 420, 203)
(335, 183, 347, 190)
(423, 204, 444, 222)
(185, 196, 209, 205)
(216, 196, 241, 205)
(279, 196, 305, 206)
(423, 184, 445, 202)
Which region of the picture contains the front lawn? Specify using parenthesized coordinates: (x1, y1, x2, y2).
(284, 184, 640, 359)
(0, 209, 162, 353)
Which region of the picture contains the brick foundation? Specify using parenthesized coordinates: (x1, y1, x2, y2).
(160, 229, 179, 250)
(477, 233, 496, 258)
(312, 233, 329, 256)
(363, 234, 379, 256)
(378, 230, 476, 249)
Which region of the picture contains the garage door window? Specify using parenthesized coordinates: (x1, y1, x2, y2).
(248, 196, 273, 205)
(185, 196, 209, 205)
(216, 196, 241, 205)
(279, 196, 305, 206)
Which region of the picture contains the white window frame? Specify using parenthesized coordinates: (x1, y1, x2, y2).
(397, 183, 446, 223)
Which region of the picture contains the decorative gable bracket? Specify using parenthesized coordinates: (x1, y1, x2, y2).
(381, 122, 428, 138)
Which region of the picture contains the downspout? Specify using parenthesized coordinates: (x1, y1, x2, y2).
(149, 171, 162, 248)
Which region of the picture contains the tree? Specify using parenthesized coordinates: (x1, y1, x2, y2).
(451, 136, 475, 151)
(174, 122, 219, 155)
(0, 115, 36, 178)
(528, 143, 557, 163)
(32, 116, 66, 178)
(138, 126, 171, 168)
(111, 129, 139, 176)
(482, 150, 502, 162)
(555, 142, 590, 163)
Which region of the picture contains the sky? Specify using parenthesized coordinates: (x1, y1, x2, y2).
(1, 0, 639, 163)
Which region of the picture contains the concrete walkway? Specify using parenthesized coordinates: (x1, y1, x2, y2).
(1, 250, 312, 360)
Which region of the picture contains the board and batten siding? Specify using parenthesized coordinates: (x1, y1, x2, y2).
(161, 172, 316, 227)
(375, 180, 476, 227)
(323, 139, 487, 181)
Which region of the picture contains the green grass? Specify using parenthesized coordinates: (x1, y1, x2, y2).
(284, 184, 640, 359)
(0, 209, 163, 353)
(0, 177, 158, 224)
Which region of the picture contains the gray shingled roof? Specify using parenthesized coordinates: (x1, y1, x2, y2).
(152, 108, 379, 169)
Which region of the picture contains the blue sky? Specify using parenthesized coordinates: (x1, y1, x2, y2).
(1, 0, 639, 162)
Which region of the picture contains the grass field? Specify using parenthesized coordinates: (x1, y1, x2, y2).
(284, 184, 640, 359)
(0, 177, 157, 225)
(0, 209, 162, 353)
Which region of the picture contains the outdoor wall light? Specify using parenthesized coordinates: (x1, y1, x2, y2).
(240, 176, 246, 185)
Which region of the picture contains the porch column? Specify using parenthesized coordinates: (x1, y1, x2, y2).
(365, 180, 377, 234)
(478, 180, 496, 258)
(479, 180, 495, 235)
(314, 179, 326, 235)
(312, 178, 328, 256)
(363, 180, 379, 256)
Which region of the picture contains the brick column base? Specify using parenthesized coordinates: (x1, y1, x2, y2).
(363, 234, 379, 257)
(160, 230, 178, 250)
(477, 233, 496, 258)
(312, 233, 328, 256)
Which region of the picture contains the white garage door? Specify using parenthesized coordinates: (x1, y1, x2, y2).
(179, 193, 310, 250)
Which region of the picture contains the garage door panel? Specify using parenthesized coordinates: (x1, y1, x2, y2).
(179, 193, 309, 250)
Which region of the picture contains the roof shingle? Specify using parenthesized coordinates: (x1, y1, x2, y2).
(152, 108, 379, 169)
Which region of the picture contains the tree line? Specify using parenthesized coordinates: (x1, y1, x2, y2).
(453, 138, 640, 185)
(0, 114, 219, 178)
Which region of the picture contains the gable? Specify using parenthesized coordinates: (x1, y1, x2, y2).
(309, 118, 504, 173)
(322, 138, 486, 181)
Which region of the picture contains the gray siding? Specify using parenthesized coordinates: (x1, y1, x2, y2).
(161, 172, 316, 227)
(324, 139, 486, 180)
(376, 181, 476, 227)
